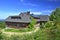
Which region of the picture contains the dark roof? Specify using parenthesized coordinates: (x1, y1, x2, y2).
(5, 11, 49, 23)
(40, 15, 49, 21)
(5, 12, 31, 23)
(31, 15, 49, 21)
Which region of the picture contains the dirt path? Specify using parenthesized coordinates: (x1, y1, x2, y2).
(2, 24, 40, 36)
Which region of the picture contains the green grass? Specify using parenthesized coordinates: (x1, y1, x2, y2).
(0, 28, 48, 40)
(0, 24, 60, 40)
(4, 28, 35, 32)
(0, 22, 6, 29)
(4, 28, 48, 40)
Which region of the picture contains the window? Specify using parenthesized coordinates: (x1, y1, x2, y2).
(11, 16, 21, 19)
(12, 24, 17, 26)
(34, 17, 40, 19)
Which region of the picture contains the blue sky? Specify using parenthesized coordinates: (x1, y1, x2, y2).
(0, 0, 60, 19)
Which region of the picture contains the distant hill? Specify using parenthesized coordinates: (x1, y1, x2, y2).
(0, 19, 5, 22)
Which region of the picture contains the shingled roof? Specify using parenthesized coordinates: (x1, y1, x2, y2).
(5, 11, 31, 23)
(5, 11, 49, 23)
(31, 15, 49, 21)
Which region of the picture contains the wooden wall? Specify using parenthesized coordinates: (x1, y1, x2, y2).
(6, 22, 29, 28)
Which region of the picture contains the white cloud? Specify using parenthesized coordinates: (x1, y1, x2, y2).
(30, 12, 42, 15)
(30, 10, 54, 15)
(6, 12, 19, 16)
(0, 12, 19, 19)
(42, 10, 53, 13)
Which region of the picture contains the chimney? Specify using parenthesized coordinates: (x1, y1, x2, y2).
(26, 11, 30, 15)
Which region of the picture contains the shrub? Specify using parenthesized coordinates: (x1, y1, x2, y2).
(0, 22, 6, 29)
(44, 21, 57, 40)
(28, 17, 36, 29)
(40, 23, 45, 28)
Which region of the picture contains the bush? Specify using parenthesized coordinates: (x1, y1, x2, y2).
(40, 23, 45, 28)
(28, 17, 36, 29)
(44, 21, 58, 40)
(45, 21, 54, 28)
(0, 22, 6, 29)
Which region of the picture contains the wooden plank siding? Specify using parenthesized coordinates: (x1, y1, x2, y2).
(6, 22, 29, 28)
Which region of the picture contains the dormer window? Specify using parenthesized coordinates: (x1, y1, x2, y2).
(11, 16, 21, 19)
(34, 17, 40, 19)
